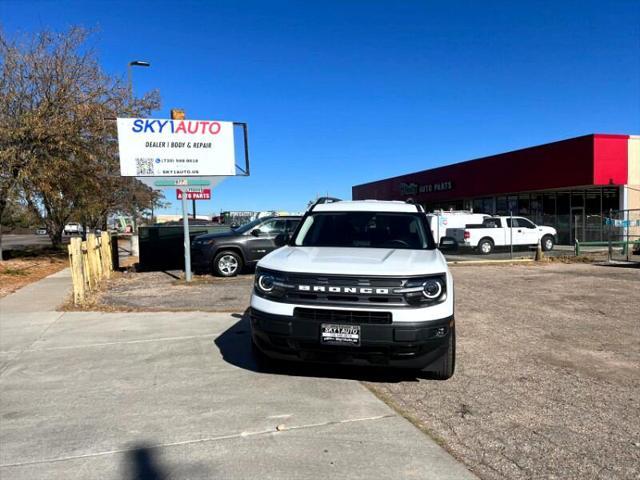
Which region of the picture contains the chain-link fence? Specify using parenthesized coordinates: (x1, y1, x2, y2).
(603, 208, 640, 263)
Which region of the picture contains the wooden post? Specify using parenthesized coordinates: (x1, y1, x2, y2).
(100, 232, 113, 278)
(95, 234, 104, 280)
(68, 237, 85, 304)
(86, 233, 101, 287)
(81, 239, 92, 291)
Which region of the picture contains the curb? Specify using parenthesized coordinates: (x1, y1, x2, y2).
(447, 258, 535, 266)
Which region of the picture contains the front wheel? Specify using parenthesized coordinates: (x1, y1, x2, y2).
(541, 235, 554, 252)
(424, 327, 456, 380)
(213, 250, 243, 277)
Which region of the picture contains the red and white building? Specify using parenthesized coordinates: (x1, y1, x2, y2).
(353, 134, 640, 244)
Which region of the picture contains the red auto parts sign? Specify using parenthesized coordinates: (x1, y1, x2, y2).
(176, 188, 211, 200)
(117, 118, 236, 177)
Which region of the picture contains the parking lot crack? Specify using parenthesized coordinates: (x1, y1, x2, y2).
(0, 414, 396, 469)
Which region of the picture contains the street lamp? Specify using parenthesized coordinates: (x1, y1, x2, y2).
(127, 60, 151, 98)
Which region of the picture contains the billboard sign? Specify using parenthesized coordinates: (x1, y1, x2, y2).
(117, 118, 236, 177)
(176, 188, 211, 200)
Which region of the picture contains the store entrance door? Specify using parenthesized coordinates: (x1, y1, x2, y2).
(571, 207, 585, 243)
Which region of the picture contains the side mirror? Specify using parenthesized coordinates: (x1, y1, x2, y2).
(251, 228, 262, 237)
(274, 233, 290, 247)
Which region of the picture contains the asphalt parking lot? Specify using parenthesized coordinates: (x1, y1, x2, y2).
(1, 234, 55, 251)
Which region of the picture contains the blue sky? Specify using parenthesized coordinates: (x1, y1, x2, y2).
(2, 0, 639, 215)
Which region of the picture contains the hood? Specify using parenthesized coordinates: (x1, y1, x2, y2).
(194, 230, 238, 241)
(258, 246, 447, 276)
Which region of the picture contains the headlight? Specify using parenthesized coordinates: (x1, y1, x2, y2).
(422, 279, 443, 299)
(254, 268, 288, 298)
(393, 276, 446, 305)
(257, 274, 275, 292)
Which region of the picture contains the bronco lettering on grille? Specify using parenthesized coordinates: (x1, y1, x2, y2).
(297, 285, 390, 295)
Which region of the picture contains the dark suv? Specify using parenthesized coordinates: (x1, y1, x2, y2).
(191, 216, 301, 276)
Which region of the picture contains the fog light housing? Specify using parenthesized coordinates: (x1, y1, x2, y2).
(434, 327, 447, 338)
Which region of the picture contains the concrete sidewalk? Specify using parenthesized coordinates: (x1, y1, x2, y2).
(0, 270, 477, 479)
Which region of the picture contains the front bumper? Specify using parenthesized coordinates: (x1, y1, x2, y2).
(250, 307, 454, 369)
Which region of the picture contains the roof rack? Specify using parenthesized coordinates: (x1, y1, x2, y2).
(309, 196, 341, 211)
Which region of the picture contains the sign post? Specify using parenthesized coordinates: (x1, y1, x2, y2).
(181, 193, 192, 281)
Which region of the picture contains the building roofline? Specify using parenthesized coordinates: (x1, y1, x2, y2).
(353, 133, 634, 189)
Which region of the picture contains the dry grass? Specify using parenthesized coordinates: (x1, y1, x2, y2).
(0, 254, 67, 298)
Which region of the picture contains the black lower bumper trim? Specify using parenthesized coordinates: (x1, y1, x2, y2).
(250, 307, 454, 369)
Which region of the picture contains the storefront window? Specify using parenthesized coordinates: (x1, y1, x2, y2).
(472, 197, 493, 214)
(585, 189, 603, 241)
(556, 192, 570, 244)
(507, 196, 518, 215)
(482, 198, 494, 214)
(518, 194, 530, 216)
(496, 196, 507, 215)
(602, 187, 621, 241)
(530, 194, 542, 224)
(571, 191, 584, 208)
(542, 193, 556, 229)
(602, 187, 619, 214)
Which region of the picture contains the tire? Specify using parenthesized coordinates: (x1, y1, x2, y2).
(213, 250, 243, 277)
(541, 235, 554, 252)
(425, 327, 456, 380)
(478, 238, 494, 255)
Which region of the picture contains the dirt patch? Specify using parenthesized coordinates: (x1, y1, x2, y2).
(366, 263, 640, 480)
(63, 269, 254, 312)
(0, 254, 67, 298)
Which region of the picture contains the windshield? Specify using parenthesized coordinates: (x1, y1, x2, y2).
(232, 218, 264, 234)
(292, 212, 435, 250)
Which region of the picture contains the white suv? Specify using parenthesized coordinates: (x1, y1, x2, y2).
(250, 200, 455, 379)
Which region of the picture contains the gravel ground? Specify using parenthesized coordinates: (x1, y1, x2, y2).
(82, 262, 640, 479)
(367, 263, 640, 480)
(94, 270, 253, 311)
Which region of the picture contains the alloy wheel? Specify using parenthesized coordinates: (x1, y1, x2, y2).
(219, 255, 238, 275)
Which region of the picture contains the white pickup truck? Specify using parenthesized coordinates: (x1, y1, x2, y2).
(426, 211, 489, 247)
(451, 216, 557, 254)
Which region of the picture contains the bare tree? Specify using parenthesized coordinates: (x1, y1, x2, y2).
(0, 27, 161, 252)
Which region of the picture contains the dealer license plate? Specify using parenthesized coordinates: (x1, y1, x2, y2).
(321, 324, 361, 346)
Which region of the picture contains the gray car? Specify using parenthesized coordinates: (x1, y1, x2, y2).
(191, 216, 301, 276)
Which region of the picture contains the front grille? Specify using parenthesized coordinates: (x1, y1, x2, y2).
(294, 307, 392, 324)
(283, 273, 407, 307)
